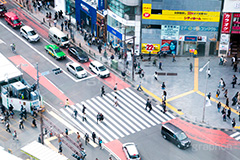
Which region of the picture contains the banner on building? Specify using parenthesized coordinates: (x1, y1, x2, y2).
(141, 43, 160, 54)
(232, 13, 240, 34)
(222, 13, 232, 33)
(161, 25, 180, 40)
(185, 36, 197, 41)
(180, 26, 218, 32)
(223, 0, 240, 13)
(161, 40, 177, 54)
(142, 3, 220, 22)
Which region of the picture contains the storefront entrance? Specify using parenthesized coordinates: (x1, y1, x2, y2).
(80, 10, 92, 33)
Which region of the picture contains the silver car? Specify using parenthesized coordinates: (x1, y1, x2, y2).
(66, 62, 87, 79)
(20, 26, 40, 42)
(122, 142, 141, 160)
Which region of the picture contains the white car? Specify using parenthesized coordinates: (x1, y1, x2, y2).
(122, 142, 141, 160)
(89, 61, 110, 78)
(20, 25, 40, 42)
(66, 62, 87, 79)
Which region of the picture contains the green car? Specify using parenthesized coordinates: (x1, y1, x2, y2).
(44, 44, 66, 60)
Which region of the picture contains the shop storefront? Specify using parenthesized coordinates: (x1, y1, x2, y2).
(107, 24, 123, 48)
(141, 1, 221, 56)
(75, 0, 97, 36)
(96, 11, 106, 42)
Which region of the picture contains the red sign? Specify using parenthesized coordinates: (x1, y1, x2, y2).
(221, 13, 231, 33)
(145, 44, 155, 51)
(143, 13, 150, 18)
(232, 13, 240, 34)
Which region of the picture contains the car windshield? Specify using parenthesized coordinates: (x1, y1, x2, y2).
(76, 66, 84, 71)
(129, 154, 140, 159)
(55, 48, 61, 53)
(98, 66, 106, 71)
(61, 36, 68, 42)
(13, 19, 20, 24)
(176, 132, 188, 141)
(28, 30, 36, 36)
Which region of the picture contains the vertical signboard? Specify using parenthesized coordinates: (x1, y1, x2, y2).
(221, 13, 232, 33)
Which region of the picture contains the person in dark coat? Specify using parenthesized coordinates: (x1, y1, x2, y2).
(227, 107, 231, 119)
(232, 75, 237, 88)
(92, 132, 96, 143)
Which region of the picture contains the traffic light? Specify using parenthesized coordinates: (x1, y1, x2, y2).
(72, 153, 80, 160)
(52, 68, 62, 75)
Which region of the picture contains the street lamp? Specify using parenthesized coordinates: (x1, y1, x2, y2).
(199, 59, 210, 123)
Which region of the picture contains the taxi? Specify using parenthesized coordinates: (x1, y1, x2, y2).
(44, 44, 66, 60)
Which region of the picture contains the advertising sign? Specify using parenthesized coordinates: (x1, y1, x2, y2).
(141, 43, 160, 54)
(185, 36, 197, 41)
(107, 25, 122, 40)
(197, 36, 207, 42)
(161, 40, 177, 54)
(98, 0, 105, 11)
(232, 13, 240, 34)
(222, 13, 232, 33)
(180, 26, 218, 32)
(161, 25, 180, 40)
(220, 34, 230, 44)
(142, 4, 220, 22)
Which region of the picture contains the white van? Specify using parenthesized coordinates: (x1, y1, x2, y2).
(89, 61, 110, 78)
(48, 27, 69, 48)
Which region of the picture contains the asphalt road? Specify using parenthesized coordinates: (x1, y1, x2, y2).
(120, 124, 240, 160)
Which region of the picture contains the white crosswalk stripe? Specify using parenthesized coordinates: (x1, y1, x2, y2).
(57, 88, 175, 143)
(230, 132, 240, 141)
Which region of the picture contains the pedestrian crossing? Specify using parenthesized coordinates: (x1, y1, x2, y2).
(59, 88, 175, 143)
(230, 132, 240, 141)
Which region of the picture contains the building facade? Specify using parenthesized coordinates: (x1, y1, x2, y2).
(107, 0, 141, 54)
(141, 0, 222, 56)
(220, 0, 240, 57)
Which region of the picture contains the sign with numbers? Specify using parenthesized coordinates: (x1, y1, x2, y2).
(141, 43, 160, 54)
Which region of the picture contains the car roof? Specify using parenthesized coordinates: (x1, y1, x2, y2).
(124, 143, 138, 156)
(69, 62, 81, 68)
(21, 25, 34, 31)
(48, 44, 59, 50)
(5, 12, 18, 19)
(49, 27, 67, 37)
(162, 122, 183, 133)
(91, 61, 103, 67)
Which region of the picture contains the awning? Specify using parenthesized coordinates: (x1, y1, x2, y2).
(0, 146, 23, 160)
(21, 141, 69, 160)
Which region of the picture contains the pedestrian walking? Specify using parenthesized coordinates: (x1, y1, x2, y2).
(161, 82, 166, 90)
(82, 113, 87, 122)
(232, 75, 237, 88)
(206, 68, 211, 78)
(207, 92, 211, 101)
(19, 118, 24, 129)
(231, 56, 236, 66)
(82, 105, 86, 114)
(137, 82, 143, 91)
(98, 45, 102, 54)
(101, 86, 105, 97)
(61, 22, 64, 31)
(73, 108, 78, 119)
(172, 54, 176, 62)
(141, 69, 145, 79)
(32, 118, 37, 128)
(54, 19, 57, 27)
(85, 133, 89, 145)
(219, 78, 225, 91)
(145, 98, 150, 110)
(109, 157, 113, 160)
(6, 122, 11, 133)
(65, 99, 70, 108)
(227, 107, 231, 119)
(148, 101, 152, 112)
(64, 19, 68, 31)
(162, 101, 167, 113)
(217, 102, 221, 112)
(159, 61, 162, 70)
(58, 145, 62, 154)
(65, 128, 68, 135)
(92, 132, 96, 143)
(233, 62, 238, 72)
(224, 89, 228, 98)
(216, 89, 220, 99)
(162, 91, 167, 102)
(190, 63, 193, 72)
(98, 137, 102, 149)
(114, 96, 119, 107)
(226, 97, 229, 107)
(222, 108, 226, 121)
(232, 118, 236, 128)
(77, 132, 81, 142)
(13, 130, 17, 140)
(154, 71, 158, 80)
(114, 83, 118, 92)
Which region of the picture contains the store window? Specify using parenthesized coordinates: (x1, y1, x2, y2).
(107, 0, 136, 20)
(66, 0, 75, 18)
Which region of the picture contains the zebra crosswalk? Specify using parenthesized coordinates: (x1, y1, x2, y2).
(230, 132, 240, 141)
(59, 87, 175, 143)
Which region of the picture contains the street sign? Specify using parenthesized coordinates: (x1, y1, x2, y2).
(41, 71, 50, 76)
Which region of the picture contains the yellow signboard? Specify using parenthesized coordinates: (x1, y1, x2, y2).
(142, 3, 220, 22)
(142, 43, 160, 54)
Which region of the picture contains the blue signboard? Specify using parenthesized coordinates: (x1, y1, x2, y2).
(180, 26, 218, 32)
(107, 25, 122, 40)
(185, 36, 197, 42)
(98, 0, 105, 10)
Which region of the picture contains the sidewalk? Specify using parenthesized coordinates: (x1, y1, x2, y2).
(19, 3, 240, 130)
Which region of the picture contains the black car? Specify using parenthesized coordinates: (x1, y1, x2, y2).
(0, 3, 7, 17)
(68, 47, 89, 63)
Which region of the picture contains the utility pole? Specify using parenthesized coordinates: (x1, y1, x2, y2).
(132, 37, 135, 81)
(36, 63, 44, 145)
(124, 25, 127, 70)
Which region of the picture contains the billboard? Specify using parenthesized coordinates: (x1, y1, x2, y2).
(141, 43, 160, 54)
(142, 4, 220, 22)
(161, 40, 177, 54)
